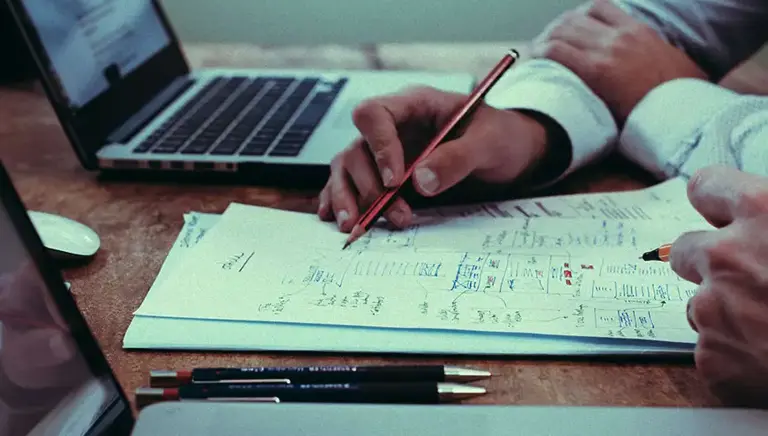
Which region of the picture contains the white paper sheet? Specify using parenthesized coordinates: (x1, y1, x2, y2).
(134, 204, 709, 344)
(125, 179, 704, 354)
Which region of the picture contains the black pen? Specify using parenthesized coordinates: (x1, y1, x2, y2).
(135, 382, 486, 408)
(149, 365, 491, 387)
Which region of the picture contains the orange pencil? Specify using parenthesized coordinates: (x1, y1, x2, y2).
(343, 48, 521, 249)
(640, 243, 671, 262)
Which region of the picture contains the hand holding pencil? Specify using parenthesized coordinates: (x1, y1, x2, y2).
(342, 49, 521, 248)
(317, 49, 561, 238)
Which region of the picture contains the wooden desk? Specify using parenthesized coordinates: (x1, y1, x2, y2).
(6, 41, 754, 410)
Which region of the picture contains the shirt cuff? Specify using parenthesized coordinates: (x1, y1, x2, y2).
(619, 78, 742, 179)
(485, 59, 618, 187)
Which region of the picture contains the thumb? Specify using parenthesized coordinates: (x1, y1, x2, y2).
(412, 137, 478, 197)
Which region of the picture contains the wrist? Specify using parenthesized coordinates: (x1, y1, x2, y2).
(511, 109, 572, 186)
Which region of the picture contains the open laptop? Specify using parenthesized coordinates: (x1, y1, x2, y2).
(3, 0, 475, 184)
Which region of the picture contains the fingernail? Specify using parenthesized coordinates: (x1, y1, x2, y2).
(381, 167, 394, 186)
(415, 167, 438, 194)
(336, 210, 350, 227)
(389, 208, 405, 226)
(318, 200, 327, 214)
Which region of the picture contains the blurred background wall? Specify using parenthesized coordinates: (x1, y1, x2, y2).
(158, 0, 768, 67)
(158, 0, 582, 44)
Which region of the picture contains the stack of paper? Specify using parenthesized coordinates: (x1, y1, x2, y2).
(124, 178, 710, 356)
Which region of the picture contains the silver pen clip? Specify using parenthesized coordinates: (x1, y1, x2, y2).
(195, 378, 291, 385)
(203, 397, 281, 403)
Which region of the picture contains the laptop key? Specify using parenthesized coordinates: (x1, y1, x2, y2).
(152, 145, 184, 154)
(151, 137, 187, 153)
(269, 143, 304, 157)
(180, 141, 214, 155)
(240, 145, 269, 156)
(281, 131, 311, 142)
(210, 139, 245, 155)
(292, 101, 330, 129)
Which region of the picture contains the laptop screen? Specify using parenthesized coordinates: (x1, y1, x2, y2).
(20, 0, 171, 109)
(0, 192, 127, 433)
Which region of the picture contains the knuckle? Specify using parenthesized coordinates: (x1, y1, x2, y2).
(687, 165, 725, 199)
(687, 167, 709, 199)
(330, 154, 343, 169)
(614, 28, 636, 46)
(589, 55, 612, 72)
(351, 98, 380, 126)
(586, 0, 604, 15)
(331, 150, 351, 170)
(357, 186, 378, 206)
(541, 41, 566, 59)
(634, 23, 656, 38)
(689, 286, 720, 328)
(702, 239, 741, 272)
(735, 189, 768, 216)
(558, 10, 579, 26)
(371, 148, 390, 166)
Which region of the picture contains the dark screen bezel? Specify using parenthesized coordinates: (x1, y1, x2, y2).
(3, 0, 190, 170)
(0, 162, 134, 434)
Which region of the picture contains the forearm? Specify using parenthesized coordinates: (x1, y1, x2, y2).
(620, 78, 768, 179)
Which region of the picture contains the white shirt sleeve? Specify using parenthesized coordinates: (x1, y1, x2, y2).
(620, 78, 768, 179)
(484, 58, 618, 184)
(484, 0, 768, 185)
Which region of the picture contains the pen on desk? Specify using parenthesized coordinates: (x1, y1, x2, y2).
(149, 365, 491, 387)
(135, 382, 486, 408)
(640, 243, 671, 262)
(342, 48, 521, 250)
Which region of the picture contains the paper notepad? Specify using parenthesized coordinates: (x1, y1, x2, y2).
(133, 179, 710, 346)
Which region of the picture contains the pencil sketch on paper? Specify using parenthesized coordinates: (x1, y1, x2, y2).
(135, 203, 705, 344)
(418, 177, 698, 222)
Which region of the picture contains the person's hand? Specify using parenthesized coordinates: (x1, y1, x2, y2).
(669, 165, 768, 407)
(318, 86, 554, 232)
(530, 0, 707, 125)
(0, 263, 86, 390)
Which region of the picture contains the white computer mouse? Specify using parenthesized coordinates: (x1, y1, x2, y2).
(27, 211, 101, 261)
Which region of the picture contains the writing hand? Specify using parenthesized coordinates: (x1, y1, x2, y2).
(669, 165, 768, 407)
(530, 0, 707, 125)
(318, 86, 553, 232)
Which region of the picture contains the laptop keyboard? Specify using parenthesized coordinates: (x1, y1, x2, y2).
(133, 75, 347, 157)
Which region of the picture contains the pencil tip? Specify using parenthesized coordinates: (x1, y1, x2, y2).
(342, 225, 366, 250)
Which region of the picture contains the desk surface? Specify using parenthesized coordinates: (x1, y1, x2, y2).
(5, 41, 762, 410)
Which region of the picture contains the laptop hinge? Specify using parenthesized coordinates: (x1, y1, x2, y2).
(106, 76, 195, 144)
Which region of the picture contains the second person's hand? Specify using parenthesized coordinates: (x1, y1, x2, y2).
(317, 86, 557, 232)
